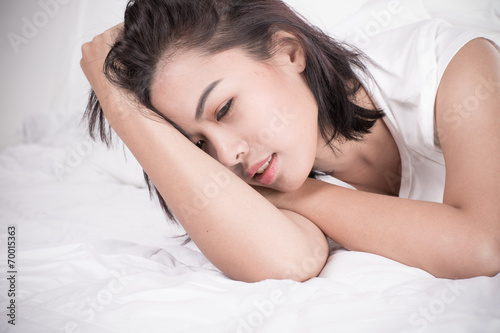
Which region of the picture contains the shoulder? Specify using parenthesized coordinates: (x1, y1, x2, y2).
(434, 37, 500, 208)
(435, 38, 500, 120)
(438, 38, 499, 85)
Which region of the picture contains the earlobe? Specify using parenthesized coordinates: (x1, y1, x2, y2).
(291, 45, 306, 73)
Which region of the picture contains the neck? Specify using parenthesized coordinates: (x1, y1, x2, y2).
(313, 86, 401, 196)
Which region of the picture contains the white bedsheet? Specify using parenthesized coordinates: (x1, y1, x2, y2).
(1, 0, 500, 332)
(1, 115, 499, 333)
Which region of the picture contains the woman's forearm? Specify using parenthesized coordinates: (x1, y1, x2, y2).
(80, 25, 327, 282)
(100, 94, 328, 282)
(279, 178, 500, 279)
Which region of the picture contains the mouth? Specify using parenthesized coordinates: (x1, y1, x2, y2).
(255, 155, 272, 175)
(248, 153, 277, 186)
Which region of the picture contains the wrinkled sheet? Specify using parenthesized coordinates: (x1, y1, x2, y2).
(0, 111, 499, 333)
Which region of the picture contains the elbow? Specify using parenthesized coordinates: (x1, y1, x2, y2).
(280, 248, 329, 282)
(483, 246, 500, 278)
(235, 241, 329, 283)
(474, 237, 500, 278)
(453, 213, 500, 278)
(278, 237, 330, 282)
(274, 240, 328, 282)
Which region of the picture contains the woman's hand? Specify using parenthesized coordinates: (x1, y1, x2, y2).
(80, 23, 128, 122)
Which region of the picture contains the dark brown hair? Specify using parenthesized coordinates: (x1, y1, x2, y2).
(85, 0, 384, 221)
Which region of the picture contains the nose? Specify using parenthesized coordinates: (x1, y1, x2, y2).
(210, 130, 249, 168)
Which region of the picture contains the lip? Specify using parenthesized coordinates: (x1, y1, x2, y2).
(246, 155, 273, 179)
(254, 154, 277, 185)
(246, 153, 277, 186)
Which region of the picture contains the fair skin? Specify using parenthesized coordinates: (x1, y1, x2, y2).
(81, 24, 500, 282)
(150, 43, 319, 193)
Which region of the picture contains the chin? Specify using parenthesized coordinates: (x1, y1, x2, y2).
(275, 172, 310, 193)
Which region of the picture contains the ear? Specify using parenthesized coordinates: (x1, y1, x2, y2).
(271, 31, 306, 73)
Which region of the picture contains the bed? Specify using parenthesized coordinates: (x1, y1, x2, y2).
(1, 0, 500, 332)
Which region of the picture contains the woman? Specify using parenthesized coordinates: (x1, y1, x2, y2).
(81, 0, 500, 282)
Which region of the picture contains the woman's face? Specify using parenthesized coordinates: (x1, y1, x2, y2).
(150, 46, 319, 192)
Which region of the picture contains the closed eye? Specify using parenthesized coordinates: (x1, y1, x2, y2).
(195, 99, 233, 150)
(217, 99, 233, 121)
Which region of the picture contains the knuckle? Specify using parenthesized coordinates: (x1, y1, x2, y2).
(92, 33, 104, 44)
(81, 42, 89, 52)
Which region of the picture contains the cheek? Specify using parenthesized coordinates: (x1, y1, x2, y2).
(237, 96, 284, 148)
(282, 108, 318, 189)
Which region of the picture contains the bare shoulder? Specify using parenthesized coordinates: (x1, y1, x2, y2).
(435, 37, 500, 210)
(436, 38, 499, 98)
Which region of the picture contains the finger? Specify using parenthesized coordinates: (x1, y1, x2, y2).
(106, 22, 124, 45)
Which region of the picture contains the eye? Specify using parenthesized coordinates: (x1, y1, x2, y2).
(217, 99, 233, 121)
(195, 140, 205, 149)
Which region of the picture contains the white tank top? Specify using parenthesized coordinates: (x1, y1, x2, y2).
(324, 17, 500, 203)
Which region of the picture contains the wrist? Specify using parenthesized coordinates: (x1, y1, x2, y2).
(285, 177, 330, 212)
(98, 85, 145, 127)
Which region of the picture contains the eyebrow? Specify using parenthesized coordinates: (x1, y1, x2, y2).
(195, 79, 222, 120)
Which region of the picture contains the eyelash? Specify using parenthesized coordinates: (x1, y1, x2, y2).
(217, 98, 233, 121)
(195, 98, 234, 149)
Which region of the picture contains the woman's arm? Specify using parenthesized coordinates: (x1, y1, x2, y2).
(260, 38, 500, 279)
(80, 25, 328, 283)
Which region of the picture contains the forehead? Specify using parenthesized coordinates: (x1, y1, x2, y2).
(150, 48, 260, 114)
